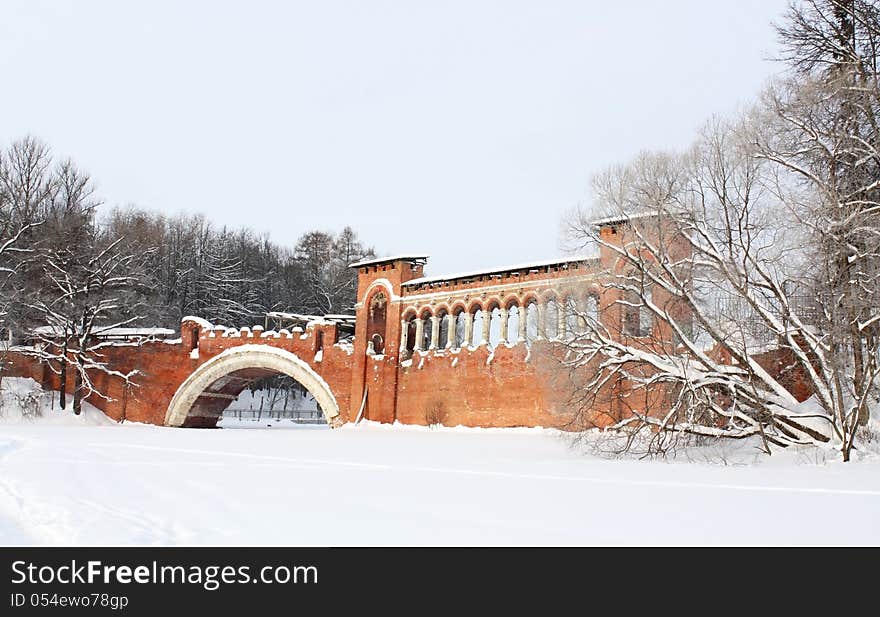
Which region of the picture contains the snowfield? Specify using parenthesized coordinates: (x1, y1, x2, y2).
(1, 379, 879, 546)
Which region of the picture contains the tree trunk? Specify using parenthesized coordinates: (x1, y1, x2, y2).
(59, 356, 67, 410)
(72, 357, 83, 415)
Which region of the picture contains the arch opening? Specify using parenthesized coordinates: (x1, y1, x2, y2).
(507, 304, 521, 345)
(488, 306, 502, 348)
(221, 374, 325, 426)
(524, 300, 539, 346)
(165, 345, 340, 428)
(366, 291, 388, 354)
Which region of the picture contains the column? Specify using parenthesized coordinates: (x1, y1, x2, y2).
(429, 315, 440, 349)
(518, 306, 526, 342)
(480, 308, 491, 345)
(464, 312, 474, 347)
(446, 314, 456, 348)
(536, 303, 546, 340)
(399, 319, 409, 353)
(499, 307, 509, 344)
(414, 318, 425, 352)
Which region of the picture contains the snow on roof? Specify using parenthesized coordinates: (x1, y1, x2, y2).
(322, 314, 357, 322)
(31, 326, 176, 338)
(182, 315, 213, 330)
(591, 210, 660, 227)
(349, 254, 429, 268)
(266, 311, 356, 324)
(402, 253, 599, 287)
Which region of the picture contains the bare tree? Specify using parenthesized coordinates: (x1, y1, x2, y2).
(766, 0, 880, 429)
(559, 1, 880, 462)
(294, 227, 374, 314)
(25, 232, 153, 414)
(0, 137, 54, 341)
(564, 110, 878, 461)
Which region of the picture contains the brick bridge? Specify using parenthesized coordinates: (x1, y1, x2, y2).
(4, 217, 809, 429)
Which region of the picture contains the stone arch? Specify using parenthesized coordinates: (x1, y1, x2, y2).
(521, 292, 540, 307)
(465, 300, 484, 315)
(484, 296, 503, 311)
(449, 301, 468, 315)
(362, 278, 395, 304)
(164, 345, 340, 428)
(502, 294, 520, 310)
(433, 302, 452, 315)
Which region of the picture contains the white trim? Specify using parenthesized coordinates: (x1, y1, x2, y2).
(361, 278, 397, 303)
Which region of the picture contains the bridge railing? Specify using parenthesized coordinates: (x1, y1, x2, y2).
(221, 408, 326, 424)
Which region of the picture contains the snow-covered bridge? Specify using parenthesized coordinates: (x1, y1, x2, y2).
(3, 216, 813, 429)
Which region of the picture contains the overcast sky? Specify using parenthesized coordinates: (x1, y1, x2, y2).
(1, 0, 789, 275)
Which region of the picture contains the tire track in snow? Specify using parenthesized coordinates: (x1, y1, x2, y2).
(88, 442, 880, 498)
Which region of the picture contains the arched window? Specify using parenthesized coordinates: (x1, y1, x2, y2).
(453, 310, 467, 349)
(507, 304, 520, 345)
(367, 291, 388, 354)
(403, 314, 417, 359)
(488, 305, 502, 348)
(471, 307, 485, 346)
(437, 309, 450, 349)
(422, 312, 433, 350)
(524, 300, 539, 345)
(584, 294, 599, 325)
(640, 287, 653, 336)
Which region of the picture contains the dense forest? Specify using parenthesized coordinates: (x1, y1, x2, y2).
(0, 135, 376, 336)
(0, 136, 376, 412)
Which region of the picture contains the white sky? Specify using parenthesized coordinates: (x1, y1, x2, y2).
(1, 0, 789, 275)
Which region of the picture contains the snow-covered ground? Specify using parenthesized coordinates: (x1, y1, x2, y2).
(1, 378, 879, 546)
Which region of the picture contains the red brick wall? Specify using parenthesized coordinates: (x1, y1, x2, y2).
(2, 320, 354, 426)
